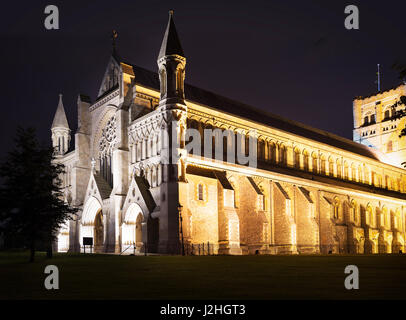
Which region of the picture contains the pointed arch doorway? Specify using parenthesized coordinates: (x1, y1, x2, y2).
(121, 203, 144, 254)
(80, 197, 105, 253)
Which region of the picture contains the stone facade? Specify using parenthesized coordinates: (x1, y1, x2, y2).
(353, 83, 406, 168)
(51, 13, 406, 255)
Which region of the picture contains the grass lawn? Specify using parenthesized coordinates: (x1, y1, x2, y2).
(1, 251, 405, 300)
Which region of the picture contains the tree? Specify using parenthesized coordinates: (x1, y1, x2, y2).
(388, 63, 406, 167)
(0, 127, 77, 262)
(391, 96, 406, 136)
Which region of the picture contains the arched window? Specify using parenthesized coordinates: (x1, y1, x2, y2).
(350, 163, 356, 181)
(130, 144, 135, 164)
(303, 150, 309, 171)
(329, 157, 335, 177)
(294, 148, 300, 169)
(320, 155, 326, 175)
(358, 165, 363, 183)
(385, 175, 391, 190)
(159, 69, 167, 99)
(344, 161, 349, 180)
(258, 139, 265, 161)
(279, 144, 287, 166)
(136, 142, 142, 161)
(371, 171, 381, 187)
(312, 153, 318, 173)
(394, 179, 399, 192)
(366, 205, 374, 227)
(394, 209, 401, 229)
(176, 68, 183, 95)
(364, 167, 371, 185)
(383, 207, 390, 229)
(151, 166, 157, 187)
(384, 109, 390, 120)
(144, 167, 150, 185)
(269, 142, 276, 163)
(147, 138, 152, 158)
(244, 134, 249, 156)
(141, 139, 147, 160)
(222, 130, 228, 161)
(198, 183, 204, 201)
(157, 164, 162, 186)
(336, 159, 342, 179)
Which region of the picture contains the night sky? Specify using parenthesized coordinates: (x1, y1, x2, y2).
(1, 0, 406, 158)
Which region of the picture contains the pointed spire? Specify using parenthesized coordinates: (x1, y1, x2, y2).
(51, 94, 69, 129)
(158, 10, 185, 60)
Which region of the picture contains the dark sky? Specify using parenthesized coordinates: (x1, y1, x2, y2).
(1, 0, 406, 158)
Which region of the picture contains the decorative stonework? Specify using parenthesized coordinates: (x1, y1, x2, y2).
(90, 89, 120, 112)
(99, 115, 117, 157)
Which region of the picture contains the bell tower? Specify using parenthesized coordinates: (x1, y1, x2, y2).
(51, 94, 71, 155)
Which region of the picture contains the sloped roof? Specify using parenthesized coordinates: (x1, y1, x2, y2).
(51, 94, 69, 129)
(158, 11, 185, 59)
(186, 166, 233, 189)
(247, 177, 263, 195)
(78, 93, 91, 104)
(213, 171, 233, 190)
(298, 186, 313, 203)
(134, 176, 156, 213)
(126, 63, 379, 161)
(93, 174, 112, 199)
(274, 182, 290, 200)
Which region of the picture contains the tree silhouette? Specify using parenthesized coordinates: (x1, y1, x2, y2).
(0, 127, 77, 262)
(387, 63, 406, 167)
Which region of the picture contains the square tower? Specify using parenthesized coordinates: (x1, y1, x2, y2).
(353, 83, 406, 167)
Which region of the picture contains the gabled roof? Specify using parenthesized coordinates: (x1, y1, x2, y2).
(97, 56, 121, 98)
(124, 63, 379, 161)
(51, 94, 69, 129)
(158, 11, 185, 59)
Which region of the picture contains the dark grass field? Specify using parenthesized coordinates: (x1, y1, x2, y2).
(1, 251, 406, 300)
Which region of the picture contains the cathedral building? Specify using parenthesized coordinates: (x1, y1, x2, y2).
(52, 12, 406, 255)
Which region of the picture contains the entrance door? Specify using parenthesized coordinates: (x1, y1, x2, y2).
(94, 210, 104, 252)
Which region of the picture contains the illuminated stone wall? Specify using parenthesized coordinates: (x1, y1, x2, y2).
(183, 174, 219, 247)
(353, 84, 406, 168)
(182, 169, 405, 255)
